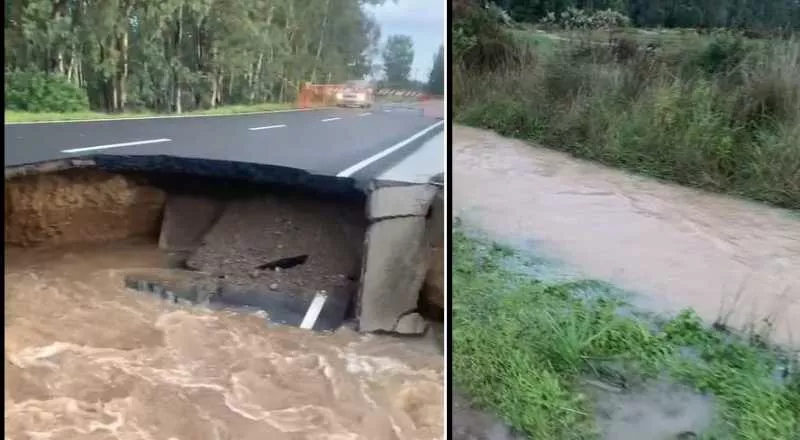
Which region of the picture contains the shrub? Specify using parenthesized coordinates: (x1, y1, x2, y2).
(5, 70, 90, 113)
(454, 34, 800, 209)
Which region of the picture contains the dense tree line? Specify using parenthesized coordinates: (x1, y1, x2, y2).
(5, 0, 388, 113)
(495, 0, 800, 32)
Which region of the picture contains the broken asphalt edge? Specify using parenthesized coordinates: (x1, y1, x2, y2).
(5, 153, 444, 336)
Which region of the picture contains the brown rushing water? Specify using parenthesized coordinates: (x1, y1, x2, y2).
(453, 125, 800, 347)
(4, 241, 443, 440)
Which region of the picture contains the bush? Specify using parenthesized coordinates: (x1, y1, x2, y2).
(453, 0, 522, 72)
(5, 70, 90, 113)
(454, 35, 800, 209)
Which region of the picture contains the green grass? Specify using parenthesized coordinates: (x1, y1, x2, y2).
(454, 31, 800, 210)
(4, 102, 295, 123)
(452, 229, 800, 440)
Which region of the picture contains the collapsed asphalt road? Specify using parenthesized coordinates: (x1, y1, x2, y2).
(4, 105, 443, 180)
(4, 108, 445, 336)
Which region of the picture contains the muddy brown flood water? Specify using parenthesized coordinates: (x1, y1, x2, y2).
(4, 241, 444, 440)
(453, 125, 800, 347)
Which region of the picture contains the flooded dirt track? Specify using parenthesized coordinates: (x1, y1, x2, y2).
(453, 124, 800, 347)
(4, 242, 444, 440)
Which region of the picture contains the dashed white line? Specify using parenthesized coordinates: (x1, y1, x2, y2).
(336, 120, 445, 178)
(61, 138, 172, 154)
(359, 112, 372, 117)
(248, 124, 286, 131)
(321, 117, 342, 122)
(299, 291, 329, 330)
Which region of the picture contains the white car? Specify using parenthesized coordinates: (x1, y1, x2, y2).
(336, 80, 375, 108)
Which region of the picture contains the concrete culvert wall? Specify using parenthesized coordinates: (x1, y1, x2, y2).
(5, 165, 444, 334)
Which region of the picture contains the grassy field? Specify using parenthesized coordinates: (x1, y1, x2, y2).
(454, 28, 800, 210)
(4, 102, 295, 123)
(452, 229, 799, 440)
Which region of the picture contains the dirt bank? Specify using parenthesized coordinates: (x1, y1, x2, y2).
(5, 166, 445, 328)
(5, 169, 165, 246)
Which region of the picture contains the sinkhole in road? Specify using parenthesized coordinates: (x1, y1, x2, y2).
(4, 164, 444, 334)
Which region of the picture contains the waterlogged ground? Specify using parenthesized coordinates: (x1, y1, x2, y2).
(453, 124, 800, 347)
(4, 241, 444, 440)
(451, 125, 800, 440)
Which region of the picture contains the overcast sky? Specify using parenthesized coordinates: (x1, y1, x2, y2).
(363, 0, 445, 82)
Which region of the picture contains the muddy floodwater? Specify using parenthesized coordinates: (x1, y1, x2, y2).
(453, 125, 800, 347)
(4, 241, 444, 440)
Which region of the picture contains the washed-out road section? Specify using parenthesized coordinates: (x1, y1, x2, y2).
(4, 104, 445, 336)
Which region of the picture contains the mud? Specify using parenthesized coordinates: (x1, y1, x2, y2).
(187, 194, 367, 298)
(5, 169, 165, 246)
(4, 241, 444, 440)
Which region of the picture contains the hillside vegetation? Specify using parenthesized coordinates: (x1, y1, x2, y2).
(453, 0, 800, 209)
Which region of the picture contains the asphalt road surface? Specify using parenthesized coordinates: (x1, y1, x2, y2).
(4, 104, 443, 179)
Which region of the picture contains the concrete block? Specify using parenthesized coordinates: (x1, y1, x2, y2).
(158, 194, 225, 251)
(368, 184, 438, 220)
(357, 216, 430, 332)
(394, 312, 429, 335)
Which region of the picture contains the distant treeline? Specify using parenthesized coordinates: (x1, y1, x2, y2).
(5, 0, 385, 113)
(493, 0, 800, 32)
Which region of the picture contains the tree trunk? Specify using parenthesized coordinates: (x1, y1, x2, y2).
(118, 30, 129, 110)
(310, 0, 331, 83)
(249, 52, 263, 102)
(174, 4, 183, 114)
(211, 72, 219, 109)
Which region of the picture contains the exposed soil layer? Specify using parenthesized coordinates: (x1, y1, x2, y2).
(187, 195, 366, 298)
(5, 169, 165, 246)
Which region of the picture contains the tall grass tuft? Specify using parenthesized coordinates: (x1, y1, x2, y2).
(454, 32, 800, 209)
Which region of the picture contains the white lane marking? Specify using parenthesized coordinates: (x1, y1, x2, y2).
(359, 112, 372, 117)
(248, 124, 286, 131)
(61, 138, 172, 153)
(321, 117, 342, 122)
(5, 107, 333, 126)
(299, 291, 328, 330)
(336, 120, 445, 178)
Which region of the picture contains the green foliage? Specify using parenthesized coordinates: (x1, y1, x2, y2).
(5, 0, 380, 113)
(455, 32, 800, 209)
(427, 45, 445, 95)
(453, 230, 800, 440)
(693, 32, 752, 74)
(452, 0, 524, 71)
(503, 0, 800, 32)
(5, 70, 89, 112)
(541, 7, 631, 30)
(382, 34, 415, 86)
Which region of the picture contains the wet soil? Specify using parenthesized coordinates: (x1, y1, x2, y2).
(187, 195, 367, 297)
(5, 169, 164, 246)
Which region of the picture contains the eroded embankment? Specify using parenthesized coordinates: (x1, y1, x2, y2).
(5, 168, 165, 246)
(5, 165, 445, 331)
(4, 164, 445, 439)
